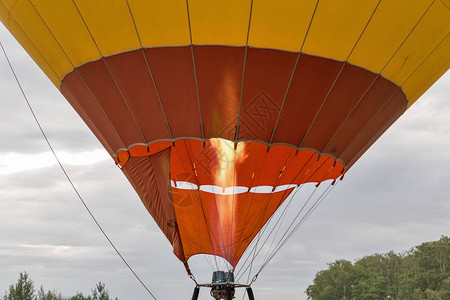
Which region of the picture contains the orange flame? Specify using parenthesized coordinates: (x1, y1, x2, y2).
(209, 138, 248, 254)
(209, 138, 247, 188)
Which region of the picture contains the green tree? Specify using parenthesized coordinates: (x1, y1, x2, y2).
(3, 272, 35, 300)
(3, 274, 118, 300)
(36, 287, 64, 300)
(306, 260, 354, 299)
(90, 283, 116, 300)
(67, 293, 90, 300)
(306, 236, 450, 299)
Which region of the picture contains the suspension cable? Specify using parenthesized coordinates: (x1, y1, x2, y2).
(237, 178, 339, 284)
(1, 42, 158, 300)
(254, 181, 339, 279)
(235, 152, 319, 280)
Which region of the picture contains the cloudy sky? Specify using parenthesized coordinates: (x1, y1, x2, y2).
(1, 22, 449, 299)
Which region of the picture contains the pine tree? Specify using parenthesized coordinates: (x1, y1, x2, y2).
(3, 272, 35, 300)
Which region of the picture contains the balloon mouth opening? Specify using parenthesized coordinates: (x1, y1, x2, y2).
(171, 180, 298, 195)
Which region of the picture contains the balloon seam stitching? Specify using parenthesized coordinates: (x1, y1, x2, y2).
(235, 0, 254, 142)
(58, 45, 408, 99)
(269, 0, 321, 144)
(69, 0, 148, 146)
(125, 0, 174, 139)
(114, 137, 348, 170)
(185, 0, 205, 140)
(23, 0, 128, 149)
(319, 0, 436, 154)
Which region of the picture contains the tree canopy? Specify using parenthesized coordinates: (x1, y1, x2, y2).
(307, 236, 450, 300)
(2, 273, 118, 300)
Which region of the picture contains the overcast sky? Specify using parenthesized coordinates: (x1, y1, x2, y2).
(1, 23, 449, 300)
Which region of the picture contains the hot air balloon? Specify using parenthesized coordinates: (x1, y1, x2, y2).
(1, 0, 448, 299)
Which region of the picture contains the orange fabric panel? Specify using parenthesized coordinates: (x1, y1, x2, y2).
(118, 140, 344, 182)
(173, 188, 292, 266)
(168, 140, 344, 187)
(121, 148, 186, 262)
(119, 139, 344, 265)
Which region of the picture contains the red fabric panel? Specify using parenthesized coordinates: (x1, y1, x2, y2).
(61, 74, 125, 152)
(61, 45, 406, 172)
(145, 47, 201, 138)
(272, 54, 344, 146)
(340, 90, 407, 167)
(301, 63, 378, 151)
(238, 47, 297, 140)
(60, 83, 114, 156)
(121, 148, 186, 262)
(194, 46, 245, 139)
(105, 50, 171, 141)
(76, 59, 145, 146)
(323, 76, 399, 157)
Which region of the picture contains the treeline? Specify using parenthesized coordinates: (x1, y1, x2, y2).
(3, 272, 118, 300)
(306, 236, 450, 299)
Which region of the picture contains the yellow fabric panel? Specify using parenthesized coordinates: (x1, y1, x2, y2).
(30, 0, 100, 70)
(408, 61, 449, 108)
(73, 0, 139, 57)
(248, 0, 317, 51)
(349, 0, 433, 74)
(8, 16, 60, 86)
(188, 0, 251, 45)
(127, 0, 190, 47)
(10, 0, 72, 79)
(1, 0, 16, 10)
(0, 1, 10, 29)
(303, 0, 379, 61)
(382, 1, 450, 86)
(403, 36, 450, 107)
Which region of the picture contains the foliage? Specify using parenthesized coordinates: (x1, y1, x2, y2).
(3, 274, 118, 300)
(3, 272, 35, 300)
(306, 236, 450, 299)
(91, 283, 117, 300)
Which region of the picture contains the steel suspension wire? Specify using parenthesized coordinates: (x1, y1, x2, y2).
(233, 149, 296, 280)
(235, 184, 319, 283)
(254, 181, 339, 278)
(173, 143, 222, 271)
(1, 42, 159, 300)
(232, 150, 270, 273)
(236, 179, 339, 284)
(235, 182, 305, 282)
(260, 184, 325, 268)
(235, 152, 322, 281)
(239, 183, 304, 286)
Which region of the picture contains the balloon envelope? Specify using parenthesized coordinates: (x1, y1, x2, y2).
(1, 0, 448, 269)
